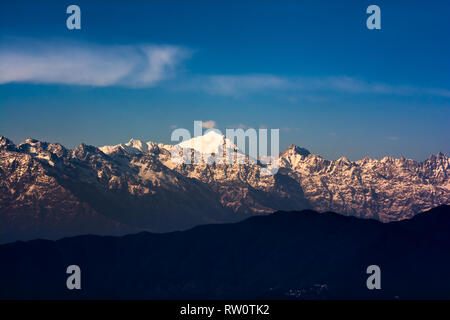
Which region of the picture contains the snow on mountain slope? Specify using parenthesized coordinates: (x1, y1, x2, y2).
(94, 133, 450, 221)
(100, 132, 238, 157)
(279, 147, 449, 221)
(178, 130, 240, 155)
(99, 138, 159, 155)
(1, 134, 449, 242)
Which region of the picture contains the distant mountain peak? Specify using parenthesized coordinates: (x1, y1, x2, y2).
(125, 138, 148, 153)
(99, 138, 159, 155)
(336, 156, 351, 164)
(127, 138, 144, 145)
(282, 144, 311, 157)
(428, 152, 448, 161)
(178, 130, 240, 155)
(0, 136, 15, 148)
(73, 143, 104, 159)
(23, 138, 39, 144)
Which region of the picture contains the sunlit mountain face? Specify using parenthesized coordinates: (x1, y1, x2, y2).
(1, 134, 448, 243)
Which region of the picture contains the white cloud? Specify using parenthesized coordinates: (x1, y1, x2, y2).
(0, 40, 190, 87)
(184, 74, 450, 99)
(2, 40, 449, 100)
(201, 120, 216, 129)
(185, 75, 287, 96)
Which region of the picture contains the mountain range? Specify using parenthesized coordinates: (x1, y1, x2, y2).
(1, 205, 449, 299)
(0, 133, 449, 243)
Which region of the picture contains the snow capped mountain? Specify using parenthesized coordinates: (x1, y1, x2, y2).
(0, 134, 449, 242)
(99, 134, 450, 221)
(279, 150, 449, 221)
(178, 130, 240, 155)
(99, 138, 159, 155)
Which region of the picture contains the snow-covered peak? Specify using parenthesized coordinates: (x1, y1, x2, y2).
(126, 138, 148, 153)
(0, 136, 15, 150)
(178, 130, 240, 155)
(100, 138, 159, 155)
(336, 156, 351, 165)
(281, 144, 310, 157)
(279, 144, 311, 169)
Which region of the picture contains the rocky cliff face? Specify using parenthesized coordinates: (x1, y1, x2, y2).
(0, 133, 448, 242)
(279, 145, 449, 221)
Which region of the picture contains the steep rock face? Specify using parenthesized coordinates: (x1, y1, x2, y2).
(279, 148, 449, 221)
(0, 133, 449, 241)
(102, 134, 310, 215)
(0, 136, 240, 242)
(0, 139, 129, 243)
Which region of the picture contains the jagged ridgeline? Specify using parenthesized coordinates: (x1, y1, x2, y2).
(0, 133, 449, 242)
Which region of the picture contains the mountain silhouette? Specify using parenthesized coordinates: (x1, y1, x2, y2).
(1, 205, 449, 299)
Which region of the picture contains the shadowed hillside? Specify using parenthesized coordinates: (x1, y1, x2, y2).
(0, 205, 449, 299)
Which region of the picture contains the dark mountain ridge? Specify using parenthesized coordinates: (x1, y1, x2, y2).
(1, 205, 449, 299)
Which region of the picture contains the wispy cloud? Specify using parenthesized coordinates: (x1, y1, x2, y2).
(182, 75, 287, 96)
(2, 40, 449, 100)
(387, 136, 400, 141)
(0, 40, 190, 87)
(183, 74, 450, 99)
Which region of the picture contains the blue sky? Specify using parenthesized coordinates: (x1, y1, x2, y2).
(0, 0, 449, 160)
